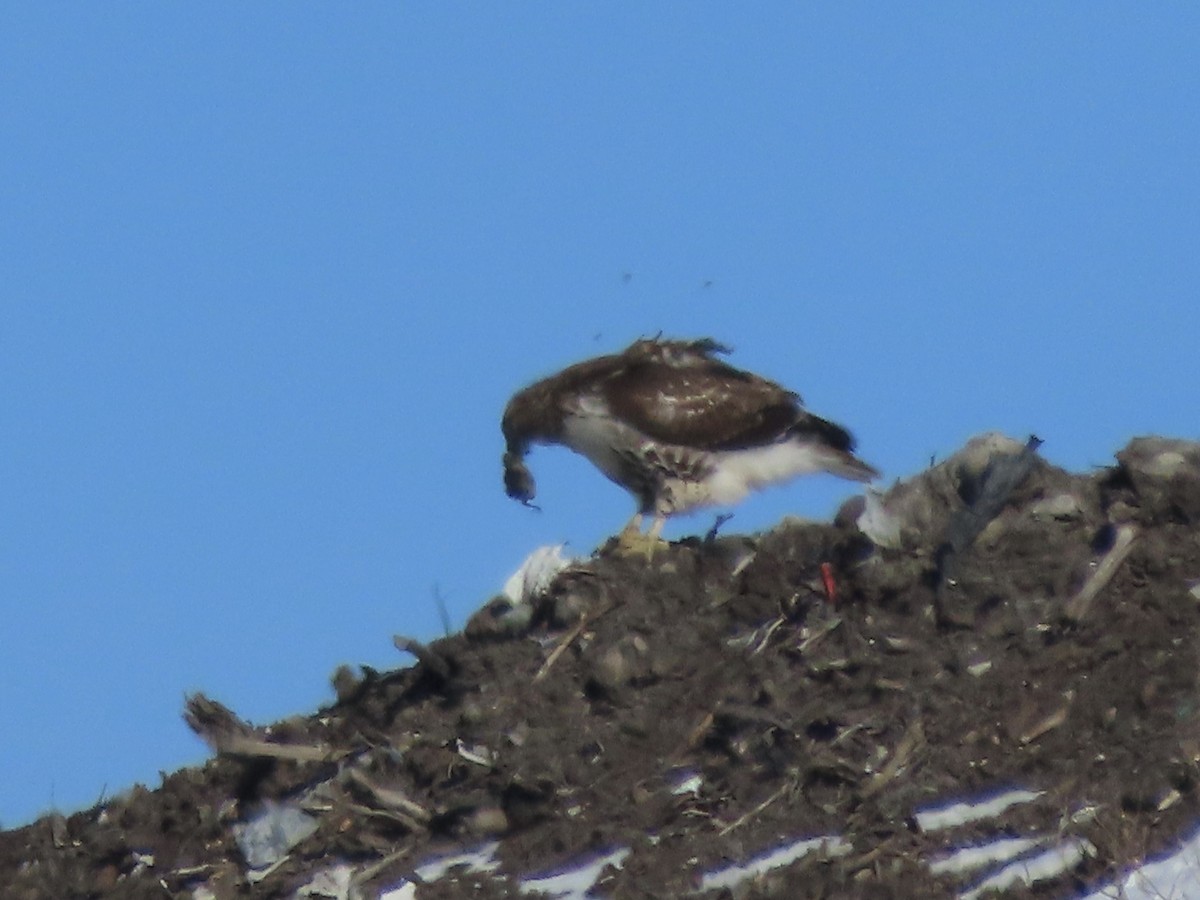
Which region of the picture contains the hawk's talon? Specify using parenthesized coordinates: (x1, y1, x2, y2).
(611, 514, 669, 561)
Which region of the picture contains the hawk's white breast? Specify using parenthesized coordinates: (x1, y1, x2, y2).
(560, 398, 640, 486)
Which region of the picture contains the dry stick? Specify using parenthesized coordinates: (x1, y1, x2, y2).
(213, 734, 340, 764)
(533, 613, 590, 682)
(861, 719, 925, 799)
(671, 710, 716, 761)
(352, 846, 415, 892)
(533, 601, 619, 682)
(1018, 691, 1074, 746)
(183, 693, 340, 763)
(350, 804, 429, 834)
(718, 780, 792, 836)
(393, 635, 452, 681)
(1064, 524, 1137, 622)
(345, 768, 431, 824)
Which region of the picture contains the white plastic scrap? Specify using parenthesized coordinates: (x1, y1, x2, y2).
(696, 835, 850, 893)
(233, 801, 320, 874)
(455, 738, 496, 767)
(669, 770, 703, 796)
(914, 787, 1043, 832)
(502, 545, 575, 604)
(520, 846, 631, 898)
(959, 837, 1093, 900)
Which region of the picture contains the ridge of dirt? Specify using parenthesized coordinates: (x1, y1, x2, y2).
(4, 433, 1200, 899)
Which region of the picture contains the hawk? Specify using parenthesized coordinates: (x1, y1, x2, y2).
(502, 337, 878, 555)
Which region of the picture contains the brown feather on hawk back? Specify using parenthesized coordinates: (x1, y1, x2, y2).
(601, 339, 807, 452)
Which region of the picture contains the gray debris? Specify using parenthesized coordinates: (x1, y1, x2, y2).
(943, 435, 1043, 556)
(856, 488, 903, 549)
(1117, 437, 1200, 480)
(295, 863, 357, 899)
(1115, 437, 1200, 523)
(1030, 492, 1083, 521)
(233, 801, 320, 873)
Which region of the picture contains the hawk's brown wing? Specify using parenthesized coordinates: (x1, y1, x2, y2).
(600, 356, 803, 451)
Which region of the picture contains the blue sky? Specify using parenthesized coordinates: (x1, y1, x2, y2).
(2, 5, 1196, 828)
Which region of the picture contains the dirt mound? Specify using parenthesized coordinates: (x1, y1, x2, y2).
(4, 434, 1200, 899)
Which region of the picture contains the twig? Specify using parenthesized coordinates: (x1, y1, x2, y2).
(212, 734, 341, 763)
(1019, 691, 1074, 745)
(1064, 524, 1137, 622)
(718, 780, 791, 836)
(183, 693, 251, 744)
(672, 711, 716, 760)
(749, 616, 786, 655)
(533, 614, 590, 682)
(184, 692, 340, 762)
(352, 846, 415, 891)
(349, 803, 429, 834)
(797, 616, 842, 654)
(433, 584, 452, 637)
(533, 601, 619, 682)
(393, 635, 453, 681)
(345, 769, 431, 824)
(705, 513, 734, 543)
(861, 718, 925, 799)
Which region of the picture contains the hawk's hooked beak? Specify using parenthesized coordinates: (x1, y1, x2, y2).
(503, 450, 538, 508)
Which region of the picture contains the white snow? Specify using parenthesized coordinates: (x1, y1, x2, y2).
(520, 847, 631, 898)
(959, 838, 1094, 900)
(1084, 825, 1200, 900)
(915, 787, 1043, 832)
(695, 835, 850, 893)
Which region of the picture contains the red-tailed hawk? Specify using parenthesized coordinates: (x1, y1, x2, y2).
(502, 337, 878, 554)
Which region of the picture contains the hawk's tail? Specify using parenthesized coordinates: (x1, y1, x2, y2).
(788, 413, 879, 483)
(818, 449, 880, 483)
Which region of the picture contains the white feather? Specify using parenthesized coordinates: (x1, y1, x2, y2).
(701, 442, 836, 507)
(560, 408, 638, 485)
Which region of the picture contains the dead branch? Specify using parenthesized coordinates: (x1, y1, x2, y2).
(183, 693, 252, 746)
(861, 718, 925, 799)
(215, 734, 340, 763)
(183, 693, 340, 762)
(534, 613, 590, 682)
(349, 803, 429, 834)
(533, 601, 619, 682)
(351, 846, 416, 892)
(1018, 691, 1074, 745)
(1064, 524, 1137, 622)
(718, 779, 792, 836)
(345, 769, 431, 825)
(393, 635, 453, 681)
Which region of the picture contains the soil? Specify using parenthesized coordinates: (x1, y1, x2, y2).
(4, 433, 1200, 899)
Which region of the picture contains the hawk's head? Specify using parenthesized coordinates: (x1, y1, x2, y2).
(501, 386, 549, 506)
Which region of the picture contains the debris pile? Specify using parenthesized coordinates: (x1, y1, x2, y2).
(3, 434, 1200, 899)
